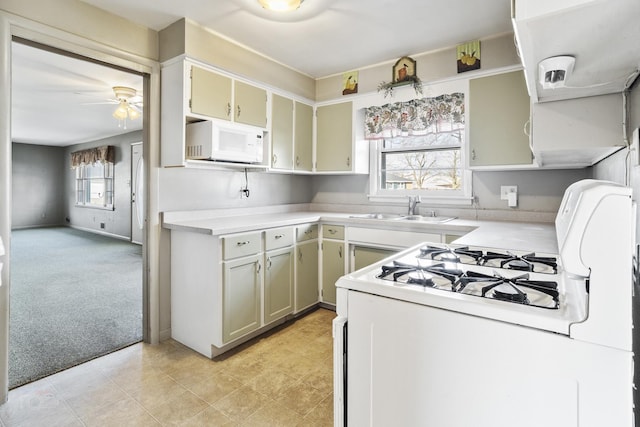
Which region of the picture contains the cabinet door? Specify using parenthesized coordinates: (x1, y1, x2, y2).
(294, 101, 313, 171)
(190, 66, 232, 120)
(321, 239, 345, 305)
(234, 80, 267, 128)
(271, 94, 294, 170)
(296, 240, 319, 311)
(223, 254, 261, 343)
(469, 70, 532, 166)
(316, 102, 353, 172)
(353, 246, 397, 272)
(264, 248, 294, 324)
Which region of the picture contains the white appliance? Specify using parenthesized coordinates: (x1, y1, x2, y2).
(333, 179, 635, 427)
(185, 119, 264, 164)
(0, 235, 4, 287)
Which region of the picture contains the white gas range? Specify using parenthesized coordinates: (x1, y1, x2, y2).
(333, 179, 635, 427)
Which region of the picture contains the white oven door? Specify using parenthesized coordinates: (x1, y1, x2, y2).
(345, 289, 632, 427)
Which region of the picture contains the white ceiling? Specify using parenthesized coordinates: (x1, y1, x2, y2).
(12, 0, 513, 147)
(11, 42, 143, 147)
(80, 0, 513, 78)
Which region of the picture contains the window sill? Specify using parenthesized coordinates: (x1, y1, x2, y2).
(367, 194, 474, 206)
(75, 204, 115, 211)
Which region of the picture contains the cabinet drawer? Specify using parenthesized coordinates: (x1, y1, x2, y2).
(222, 232, 261, 260)
(297, 224, 318, 242)
(264, 227, 293, 251)
(322, 224, 345, 240)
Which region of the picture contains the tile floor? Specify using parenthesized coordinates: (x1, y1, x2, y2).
(0, 308, 335, 426)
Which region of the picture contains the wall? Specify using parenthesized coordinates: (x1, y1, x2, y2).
(159, 19, 315, 100)
(315, 33, 519, 102)
(64, 131, 142, 239)
(11, 143, 66, 228)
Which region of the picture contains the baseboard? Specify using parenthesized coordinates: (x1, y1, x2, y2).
(159, 329, 172, 342)
(69, 225, 130, 242)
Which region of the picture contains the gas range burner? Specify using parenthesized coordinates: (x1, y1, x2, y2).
(419, 245, 483, 264)
(456, 271, 559, 309)
(377, 260, 560, 309)
(480, 251, 558, 274)
(378, 261, 462, 291)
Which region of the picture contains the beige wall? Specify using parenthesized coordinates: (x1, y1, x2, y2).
(1, 0, 158, 60)
(315, 32, 520, 102)
(160, 18, 315, 100)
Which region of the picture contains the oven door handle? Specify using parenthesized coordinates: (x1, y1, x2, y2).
(333, 316, 348, 426)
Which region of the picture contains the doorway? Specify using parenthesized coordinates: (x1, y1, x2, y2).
(9, 40, 146, 388)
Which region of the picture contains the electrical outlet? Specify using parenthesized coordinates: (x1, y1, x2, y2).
(500, 186, 518, 200)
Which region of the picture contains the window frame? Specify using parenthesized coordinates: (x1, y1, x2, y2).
(75, 161, 115, 210)
(367, 80, 473, 206)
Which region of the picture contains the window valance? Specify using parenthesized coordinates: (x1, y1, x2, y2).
(364, 93, 465, 140)
(70, 145, 115, 169)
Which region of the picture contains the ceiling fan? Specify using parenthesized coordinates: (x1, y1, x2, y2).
(110, 86, 142, 128)
(80, 85, 143, 129)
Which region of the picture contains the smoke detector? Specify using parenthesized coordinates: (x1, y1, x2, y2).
(538, 56, 575, 89)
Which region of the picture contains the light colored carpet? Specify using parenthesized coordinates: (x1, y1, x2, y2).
(9, 226, 142, 388)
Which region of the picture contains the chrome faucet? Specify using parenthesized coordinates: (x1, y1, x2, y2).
(407, 195, 421, 215)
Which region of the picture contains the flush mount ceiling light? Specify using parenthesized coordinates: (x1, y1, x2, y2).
(258, 0, 304, 12)
(112, 86, 141, 128)
(538, 56, 575, 90)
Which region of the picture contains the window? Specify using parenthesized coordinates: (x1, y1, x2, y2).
(75, 162, 114, 209)
(365, 86, 471, 204)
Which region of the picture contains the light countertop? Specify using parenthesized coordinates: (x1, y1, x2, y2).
(162, 207, 558, 254)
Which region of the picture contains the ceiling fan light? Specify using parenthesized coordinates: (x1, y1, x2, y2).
(113, 101, 129, 120)
(127, 106, 140, 120)
(258, 0, 303, 12)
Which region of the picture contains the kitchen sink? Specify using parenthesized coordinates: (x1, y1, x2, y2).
(349, 213, 405, 220)
(398, 215, 456, 223)
(349, 213, 456, 223)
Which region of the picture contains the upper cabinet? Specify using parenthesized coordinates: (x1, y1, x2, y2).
(294, 101, 313, 172)
(316, 101, 369, 174)
(161, 59, 268, 167)
(190, 65, 232, 120)
(469, 70, 532, 168)
(234, 81, 267, 128)
(512, 0, 640, 103)
(270, 95, 313, 172)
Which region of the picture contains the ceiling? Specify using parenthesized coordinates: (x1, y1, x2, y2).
(12, 0, 513, 147)
(80, 0, 513, 78)
(11, 41, 143, 147)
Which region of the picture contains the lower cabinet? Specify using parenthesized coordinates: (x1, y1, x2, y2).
(223, 254, 262, 344)
(296, 239, 319, 312)
(264, 247, 294, 324)
(321, 236, 346, 305)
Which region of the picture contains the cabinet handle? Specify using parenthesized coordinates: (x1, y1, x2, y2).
(267, 257, 272, 269)
(296, 155, 300, 166)
(236, 241, 250, 246)
(272, 153, 278, 165)
(471, 149, 476, 161)
(304, 229, 312, 235)
(338, 246, 343, 258)
(346, 156, 350, 167)
(328, 229, 337, 235)
(523, 119, 531, 137)
(298, 249, 303, 261)
(237, 105, 241, 118)
(256, 261, 261, 274)
(226, 103, 231, 117)
(274, 234, 284, 239)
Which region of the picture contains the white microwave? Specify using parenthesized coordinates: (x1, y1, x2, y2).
(186, 120, 265, 164)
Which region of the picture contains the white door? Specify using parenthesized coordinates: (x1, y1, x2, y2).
(131, 143, 143, 245)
